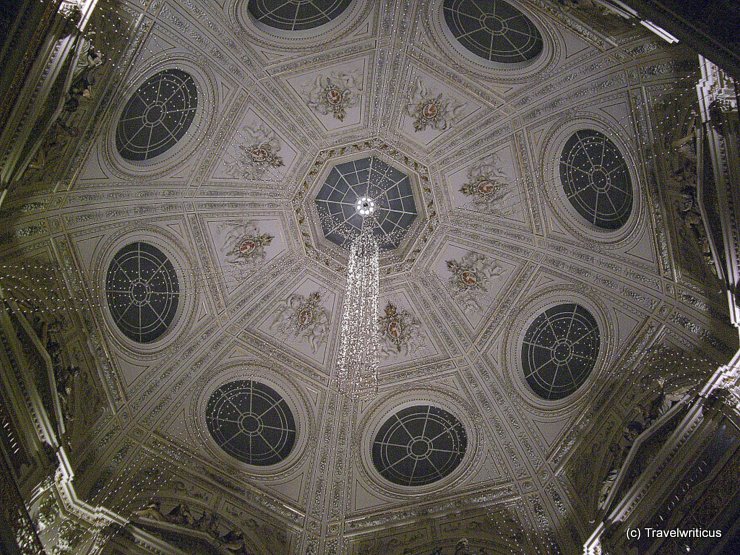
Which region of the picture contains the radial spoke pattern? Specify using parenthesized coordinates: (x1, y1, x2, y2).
(560, 130, 633, 230)
(248, 0, 352, 31)
(116, 69, 198, 161)
(372, 405, 467, 486)
(315, 157, 417, 250)
(206, 381, 296, 466)
(105, 242, 179, 343)
(521, 303, 600, 400)
(443, 0, 543, 64)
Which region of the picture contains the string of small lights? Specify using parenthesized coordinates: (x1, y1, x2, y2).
(2, 303, 210, 552)
(335, 221, 381, 400)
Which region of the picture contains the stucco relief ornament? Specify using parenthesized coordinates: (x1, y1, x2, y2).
(597, 378, 691, 511)
(224, 124, 284, 180)
(460, 154, 512, 214)
(406, 78, 464, 132)
(270, 292, 329, 353)
(377, 302, 422, 356)
(306, 72, 361, 121)
(446, 253, 503, 311)
(223, 226, 273, 266)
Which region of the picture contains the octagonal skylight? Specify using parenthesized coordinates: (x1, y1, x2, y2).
(314, 157, 417, 250)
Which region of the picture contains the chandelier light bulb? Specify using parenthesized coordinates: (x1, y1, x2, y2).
(355, 196, 375, 216)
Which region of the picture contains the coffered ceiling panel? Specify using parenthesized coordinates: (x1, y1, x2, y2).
(429, 241, 525, 332)
(201, 216, 289, 298)
(284, 56, 372, 132)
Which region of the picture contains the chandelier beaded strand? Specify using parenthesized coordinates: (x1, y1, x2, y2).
(335, 218, 380, 400)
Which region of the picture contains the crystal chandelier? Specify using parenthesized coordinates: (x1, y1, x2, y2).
(335, 210, 380, 400)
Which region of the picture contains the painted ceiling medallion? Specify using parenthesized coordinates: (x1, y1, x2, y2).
(270, 291, 329, 353)
(224, 125, 284, 180)
(315, 156, 417, 250)
(224, 227, 273, 266)
(460, 154, 513, 214)
(237, 234, 271, 257)
(306, 72, 362, 121)
(446, 252, 502, 312)
(406, 78, 463, 132)
(378, 302, 422, 356)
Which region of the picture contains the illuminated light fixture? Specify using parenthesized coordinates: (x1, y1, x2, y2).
(639, 20, 679, 44)
(593, 1, 679, 43)
(335, 205, 380, 400)
(355, 196, 376, 216)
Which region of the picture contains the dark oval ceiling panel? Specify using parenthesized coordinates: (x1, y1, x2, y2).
(105, 242, 180, 344)
(372, 405, 467, 486)
(521, 303, 600, 400)
(116, 69, 198, 161)
(248, 0, 353, 31)
(206, 380, 296, 466)
(443, 0, 543, 64)
(560, 129, 633, 230)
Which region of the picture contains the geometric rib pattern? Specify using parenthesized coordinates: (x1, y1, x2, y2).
(559, 130, 633, 230)
(443, 0, 543, 64)
(521, 303, 600, 400)
(116, 69, 198, 161)
(372, 405, 467, 486)
(105, 242, 180, 344)
(247, 0, 352, 31)
(206, 380, 296, 466)
(315, 157, 417, 250)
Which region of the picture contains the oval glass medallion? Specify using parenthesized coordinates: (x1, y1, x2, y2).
(206, 380, 296, 466)
(521, 303, 600, 400)
(116, 69, 198, 161)
(443, 0, 543, 64)
(105, 242, 179, 343)
(372, 405, 467, 486)
(247, 0, 352, 31)
(560, 130, 633, 230)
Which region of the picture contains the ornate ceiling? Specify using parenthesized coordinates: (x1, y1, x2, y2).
(2, 0, 737, 553)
